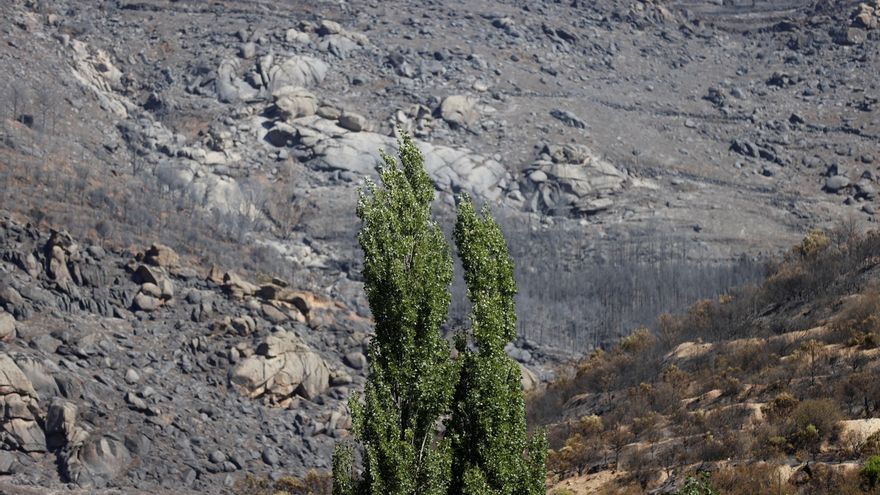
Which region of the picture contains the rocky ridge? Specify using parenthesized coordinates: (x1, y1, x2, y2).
(0, 212, 549, 493)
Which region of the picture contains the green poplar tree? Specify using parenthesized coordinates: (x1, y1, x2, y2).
(333, 134, 456, 495)
(446, 196, 547, 495)
(333, 135, 546, 495)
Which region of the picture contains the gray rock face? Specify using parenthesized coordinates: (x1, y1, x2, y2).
(144, 243, 179, 268)
(132, 292, 161, 312)
(343, 351, 367, 370)
(282, 116, 509, 200)
(833, 26, 867, 45)
(0, 312, 15, 341)
(266, 56, 328, 92)
(132, 265, 174, 311)
(273, 86, 318, 120)
(293, 116, 390, 175)
(418, 141, 509, 201)
(0, 355, 45, 453)
(240, 42, 256, 59)
(45, 230, 81, 297)
(229, 332, 330, 404)
(215, 58, 259, 103)
(209, 450, 227, 464)
(0, 285, 27, 318)
(317, 105, 342, 120)
(318, 20, 343, 36)
(337, 112, 367, 132)
(216, 54, 327, 103)
(550, 109, 587, 129)
(15, 356, 60, 401)
(520, 144, 627, 215)
(285, 28, 310, 44)
(0, 451, 16, 475)
(855, 179, 877, 200)
(46, 399, 87, 449)
(318, 34, 359, 59)
(65, 436, 132, 487)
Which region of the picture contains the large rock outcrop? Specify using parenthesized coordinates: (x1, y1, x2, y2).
(216, 53, 328, 103)
(229, 332, 330, 405)
(273, 86, 318, 120)
(520, 144, 628, 216)
(64, 435, 133, 488)
(265, 56, 328, 92)
(0, 354, 45, 453)
(44, 230, 82, 297)
(276, 116, 510, 201)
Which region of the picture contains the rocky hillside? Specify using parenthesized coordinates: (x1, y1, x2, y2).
(0, 0, 879, 493)
(0, 212, 374, 492)
(1, 0, 878, 349)
(0, 210, 549, 493)
(532, 227, 880, 493)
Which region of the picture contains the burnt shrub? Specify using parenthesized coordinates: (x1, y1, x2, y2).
(827, 291, 880, 347)
(787, 398, 843, 452)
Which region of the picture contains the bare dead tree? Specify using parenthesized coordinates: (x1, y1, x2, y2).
(129, 147, 145, 176)
(95, 218, 113, 248)
(73, 163, 92, 205)
(275, 198, 306, 239)
(36, 86, 55, 138)
(8, 82, 28, 121)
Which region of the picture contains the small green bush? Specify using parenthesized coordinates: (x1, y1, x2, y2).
(861, 455, 880, 490)
(676, 472, 720, 495)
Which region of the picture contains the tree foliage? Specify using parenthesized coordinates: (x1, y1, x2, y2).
(447, 197, 547, 495)
(339, 134, 456, 495)
(333, 134, 546, 495)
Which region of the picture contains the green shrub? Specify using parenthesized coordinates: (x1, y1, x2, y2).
(768, 435, 788, 448)
(861, 455, 880, 490)
(676, 472, 720, 495)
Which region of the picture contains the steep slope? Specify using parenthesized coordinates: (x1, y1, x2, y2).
(1, 0, 879, 351)
(0, 212, 372, 492)
(0, 206, 549, 493)
(532, 228, 880, 493)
